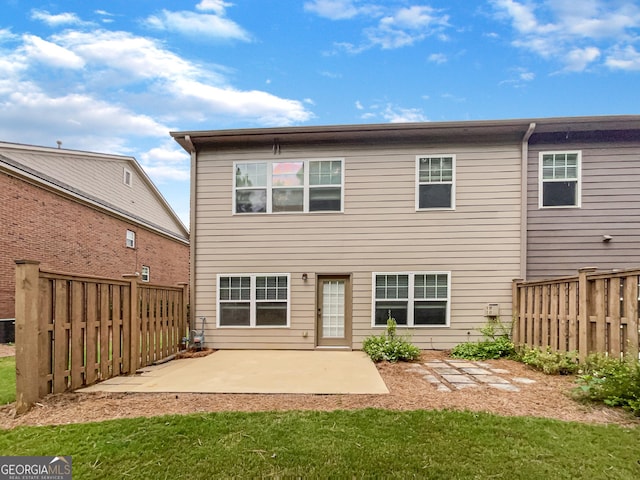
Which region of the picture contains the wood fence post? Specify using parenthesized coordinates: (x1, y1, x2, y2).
(14, 260, 41, 414)
(178, 282, 189, 348)
(578, 267, 597, 361)
(123, 274, 139, 373)
(511, 279, 523, 344)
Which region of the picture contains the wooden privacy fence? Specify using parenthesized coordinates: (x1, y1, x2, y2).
(14, 260, 188, 414)
(513, 267, 640, 361)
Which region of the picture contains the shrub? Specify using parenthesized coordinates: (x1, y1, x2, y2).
(515, 346, 580, 375)
(450, 318, 515, 360)
(362, 317, 420, 363)
(574, 354, 640, 416)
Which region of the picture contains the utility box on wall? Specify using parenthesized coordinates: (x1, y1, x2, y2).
(484, 303, 500, 318)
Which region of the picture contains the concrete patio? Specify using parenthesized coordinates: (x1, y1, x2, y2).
(78, 350, 390, 395)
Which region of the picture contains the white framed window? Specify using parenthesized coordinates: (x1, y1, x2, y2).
(126, 230, 136, 248)
(123, 167, 133, 187)
(416, 155, 455, 210)
(217, 274, 290, 327)
(372, 272, 450, 327)
(539, 151, 581, 208)
(234, 159, 343, 214)
(141, 265, 150, 282)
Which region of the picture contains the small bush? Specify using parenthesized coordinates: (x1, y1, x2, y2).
(575, 354, 640, 416)
(515, 346, 580, 375)
(450, 318, 515, 360)
(363, 317, 420, 363)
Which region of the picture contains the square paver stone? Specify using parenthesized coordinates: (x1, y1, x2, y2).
(453, 383, 480, 390)
(489, 368, 510, 374)
(460, 367, 491, 375)
(446, 361, 475, 368)
(489, 383, 520, 392)
(424, 361, 445, 367)
(432, 367, 461, 375)
(423, 375, 440, 384)
(474, 375, 509, 384)
(442, 374, 477, 384)
(512, 377, 536, 384)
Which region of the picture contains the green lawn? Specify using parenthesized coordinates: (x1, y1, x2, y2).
(0, 356, 15, 405)
(1, 409, 638, 479)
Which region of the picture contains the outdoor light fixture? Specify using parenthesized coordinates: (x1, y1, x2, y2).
(302, 273, 308, 281)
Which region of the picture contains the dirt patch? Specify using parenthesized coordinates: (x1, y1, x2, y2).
(1, 351, 638, 430)
(0, 344, 14, 358)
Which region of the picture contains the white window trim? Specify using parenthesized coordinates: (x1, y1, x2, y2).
(141, 265, 150, 283)
(415, 154, 456, 211)
(371, 271, 451, 328)
(232, 158, 345, 214)
(538, 150, 582, 209)
(216, 273, 291, 328)
(123, 167, 133, 187)
(126, 229, 136, 248)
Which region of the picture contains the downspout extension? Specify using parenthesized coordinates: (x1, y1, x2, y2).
(520, 123, 536, 280)
(185, 135, 197, 331)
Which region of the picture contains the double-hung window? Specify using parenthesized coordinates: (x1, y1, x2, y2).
(373, 272, 450, 327)
(416, 155, 455, 209)
(539, 151, 581, 208)
(234, 159, 343, 213)
(126, 230, 136, 248)
(217, 274, 290, 327)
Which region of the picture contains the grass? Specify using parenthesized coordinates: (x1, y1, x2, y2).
(0, 409, 639, 479)
(0, 356, 15, 405)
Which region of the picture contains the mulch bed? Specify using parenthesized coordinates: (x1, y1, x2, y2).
(1, 350, 638, 430)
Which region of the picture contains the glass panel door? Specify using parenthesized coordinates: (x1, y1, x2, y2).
(317, 275, 351, 347)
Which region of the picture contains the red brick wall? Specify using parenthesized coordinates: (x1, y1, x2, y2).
(0, 172, 189, 319)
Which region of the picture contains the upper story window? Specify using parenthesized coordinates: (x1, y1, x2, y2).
(234, 159, 343, 214)
(416, 155, 455, 210)
(126, 229, 136, 248)
(372, 272, 450, 327)
(539, 151, 581, 208)
(123, 167, 133, 187)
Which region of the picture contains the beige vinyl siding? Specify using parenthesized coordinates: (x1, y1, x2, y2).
(527, 139, 640, 279)
(194, 141, 522, 349)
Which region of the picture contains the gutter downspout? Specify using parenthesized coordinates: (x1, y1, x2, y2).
(520, 123, 536, 280)
(185, 135, 197, 330)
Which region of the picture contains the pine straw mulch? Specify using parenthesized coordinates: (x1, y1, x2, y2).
(1, 350, 638, 430)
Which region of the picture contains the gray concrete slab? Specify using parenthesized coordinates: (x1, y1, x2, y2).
(78, 350, 389, 395)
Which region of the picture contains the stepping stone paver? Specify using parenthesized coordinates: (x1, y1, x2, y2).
(489, 368, 510, 374)
(442, 374, 477, 384)
(436, 384, 452, 392)
(455, 383, 480, 390)
(474, 375, 509, 384)
(460, 367, 491, 375)
(423, 374, 440, 384)
(512, 377, 536, 384)
(432, 367, 461, 375)
(489, 383, 520, 392)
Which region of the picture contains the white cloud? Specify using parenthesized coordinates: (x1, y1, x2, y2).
(491, 0, 640, 71)
(140, 144, 191, 182)
(428, 53, 447, 64)
(22, 35, 85, 69)
(30, 10, 89, 27)
(606, 45, 640, 71)
(304, 0, 377, 20)
(564, 46, 601, 72)
(382, 104, 428, 123)
(308, 2, 449, 52)
(196, 0, 233, 15)
(144, 9, 251, 42)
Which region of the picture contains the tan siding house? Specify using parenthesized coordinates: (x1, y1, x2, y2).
(173, 122, 531, 350)
(173, 115, 640, 350)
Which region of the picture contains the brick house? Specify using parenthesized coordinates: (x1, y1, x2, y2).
(0, 141, 190, 323)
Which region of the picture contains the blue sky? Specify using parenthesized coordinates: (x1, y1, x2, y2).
(1, 0, 639, 226)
